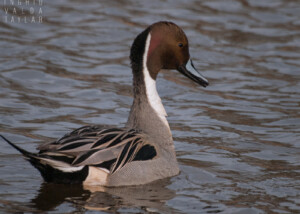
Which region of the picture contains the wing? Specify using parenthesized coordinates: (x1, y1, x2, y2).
(36, 126, 157, 173)
(111, 137, 157, 173)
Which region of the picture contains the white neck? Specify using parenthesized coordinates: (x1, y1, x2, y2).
(143, 33, 169, 128)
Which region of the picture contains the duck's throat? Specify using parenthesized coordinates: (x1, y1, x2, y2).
(142, 34, 168, 125)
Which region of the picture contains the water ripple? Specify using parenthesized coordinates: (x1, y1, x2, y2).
(0, 0, 299, 213)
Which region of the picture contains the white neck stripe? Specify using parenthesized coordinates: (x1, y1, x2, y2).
(142, 33, 169, 127)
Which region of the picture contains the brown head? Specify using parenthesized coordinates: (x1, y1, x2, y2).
(130, 21, 209, 88)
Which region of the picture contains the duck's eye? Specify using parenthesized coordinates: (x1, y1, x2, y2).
(178, 43, 183, 48)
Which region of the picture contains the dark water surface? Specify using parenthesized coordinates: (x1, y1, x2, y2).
(0, 0, 299, 213)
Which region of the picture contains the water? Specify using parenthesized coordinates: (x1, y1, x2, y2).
(0, 0, 299, 213)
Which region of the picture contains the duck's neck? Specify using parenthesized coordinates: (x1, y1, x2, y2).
(126, 33, 172, 143)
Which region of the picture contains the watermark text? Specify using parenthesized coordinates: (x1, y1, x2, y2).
(3, 0, 44, 23)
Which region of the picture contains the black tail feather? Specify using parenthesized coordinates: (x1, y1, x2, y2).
(0, 134, 89, 184)
(0, 134, 34, 158)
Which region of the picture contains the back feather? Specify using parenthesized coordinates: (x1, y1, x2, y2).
(0, 126, 158, 184)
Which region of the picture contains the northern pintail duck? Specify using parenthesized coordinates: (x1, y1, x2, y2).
(0, 21, 208, 186)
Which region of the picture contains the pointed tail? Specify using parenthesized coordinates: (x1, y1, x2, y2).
(0, 134, 89, 184)
(0, 134, 34, 158)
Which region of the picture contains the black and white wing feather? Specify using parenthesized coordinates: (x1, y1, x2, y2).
(1, 126, 157, 183)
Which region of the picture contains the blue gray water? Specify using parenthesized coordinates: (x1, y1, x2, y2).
(0, 0, 299, 213)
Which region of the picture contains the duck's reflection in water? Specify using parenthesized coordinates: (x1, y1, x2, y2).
(32, 178, 177, 213)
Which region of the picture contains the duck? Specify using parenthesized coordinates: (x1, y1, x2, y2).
(0, 21, 209, 187)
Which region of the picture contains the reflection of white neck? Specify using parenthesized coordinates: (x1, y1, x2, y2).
(143, 33, 169, 128)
